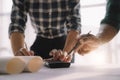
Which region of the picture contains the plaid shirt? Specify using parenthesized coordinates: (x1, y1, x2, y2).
(9, 0, 81, 39)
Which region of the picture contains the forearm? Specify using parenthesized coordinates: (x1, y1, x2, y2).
(63, 30, 79, 53)
(63, 1, 81, 53)
(10, 32, 25, 55)
(96, 24, 118, 44)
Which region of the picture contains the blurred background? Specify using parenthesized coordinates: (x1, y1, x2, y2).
(0, 0, 120, 65)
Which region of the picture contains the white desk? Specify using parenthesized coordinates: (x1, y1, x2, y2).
(0, 64, 120, 80)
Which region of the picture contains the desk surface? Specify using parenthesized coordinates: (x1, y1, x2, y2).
(0, 64, 120, 80)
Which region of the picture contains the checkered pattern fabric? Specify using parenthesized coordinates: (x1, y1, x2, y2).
(9, 0, 81, 38)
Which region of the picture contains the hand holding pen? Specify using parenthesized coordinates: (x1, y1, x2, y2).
(15, 42, 34, 56)
(49, 31, 100, 62)
(74, 31, 101, 55)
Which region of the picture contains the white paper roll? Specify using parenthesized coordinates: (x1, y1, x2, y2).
(0, 57, 25, 74)
(18, 56, 43, 72)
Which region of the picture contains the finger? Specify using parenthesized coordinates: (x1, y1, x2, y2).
(15, 51, 23, 56)
(20, 48, 31, 56)
(78, 49, 84, 56)
(57, 50, 63, 58)
(51, 49, 62, 60)
(55, 50, 62, 60)
(59, 52, 67, 62)
(49, 49, 57, 56)
(74, 43, 83, 52)
(59, 54, 65, 62)
(30, 50, 35, 56)
(73, 39, 84, 52)
(78, 47, 91, 56)
(65, 55, 72, 62)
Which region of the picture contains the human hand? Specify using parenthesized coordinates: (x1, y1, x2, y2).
(49, 49, 73, 63)
(75, 33, 101, 55)
(15, 48, 34, 56)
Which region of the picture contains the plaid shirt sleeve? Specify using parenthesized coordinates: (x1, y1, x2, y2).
(66, 0, 81, 33)
(9, 0, 28, 36)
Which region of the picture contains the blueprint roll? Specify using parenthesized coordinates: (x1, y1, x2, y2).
(0, 57, 25, 74)
(18, 56, 43, 72)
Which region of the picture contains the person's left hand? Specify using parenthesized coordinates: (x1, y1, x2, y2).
(15, 48, 34, 56)
(49, 49, 73, 62)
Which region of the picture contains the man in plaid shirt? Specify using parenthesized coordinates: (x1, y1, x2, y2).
(9, 0, 81, 62)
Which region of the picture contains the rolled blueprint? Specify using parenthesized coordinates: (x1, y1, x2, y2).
(0, 57, 25, 74)
(18, 56, 43, 72)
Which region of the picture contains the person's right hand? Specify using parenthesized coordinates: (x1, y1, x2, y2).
(15, 48, 34, 56)
(74, 33, 101, 55)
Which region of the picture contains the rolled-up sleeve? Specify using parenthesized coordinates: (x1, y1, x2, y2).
(101, 0, 120, 31)
(66, 0, 81, 33)
(9, 0, 28, 36)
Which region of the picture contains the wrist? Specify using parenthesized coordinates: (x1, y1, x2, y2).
(96, 36, 104, 45)
(63, 48, 70, 54)
(15, 48, 25, 56)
